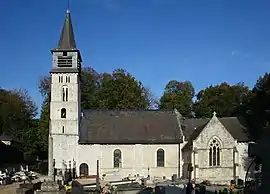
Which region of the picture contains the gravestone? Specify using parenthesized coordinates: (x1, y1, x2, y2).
(35, 180, 65, 194)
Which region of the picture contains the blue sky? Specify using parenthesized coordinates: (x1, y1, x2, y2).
(0, 0, 270, 112)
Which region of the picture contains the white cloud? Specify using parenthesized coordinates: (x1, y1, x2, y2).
(231, 50, 248, 59)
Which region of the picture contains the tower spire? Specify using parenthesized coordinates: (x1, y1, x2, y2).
(57, 8, 76, 50)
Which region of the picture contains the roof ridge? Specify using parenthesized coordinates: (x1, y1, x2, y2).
(82, 109, 175, 112)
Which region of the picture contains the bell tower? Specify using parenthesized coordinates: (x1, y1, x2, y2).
(49, 9, 82, 172)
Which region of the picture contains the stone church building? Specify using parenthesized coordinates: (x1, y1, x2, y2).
(48, 9, 250, 184)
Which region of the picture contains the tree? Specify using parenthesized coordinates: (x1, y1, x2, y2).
(80, 67, 102, 109)
(96, 69, 150, 109)
(240, 73, 270, 140)
(0, 89, 38, 153)
(194, 82, 249, 118)
(159, 80, 195, 118)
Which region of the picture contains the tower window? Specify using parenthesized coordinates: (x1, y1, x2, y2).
(63, 51, 68, 56)
(66, 76, 70, 83)
(62, 126, 65, 133)
(59, 76, 63, 83)
(62, 86, 69, 102)
(61, 108, 66, 118)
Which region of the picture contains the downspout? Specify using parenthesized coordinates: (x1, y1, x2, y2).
(174, 109, 184, 178)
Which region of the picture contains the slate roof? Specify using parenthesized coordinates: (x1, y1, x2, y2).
(79, 110, 183, 144)
(57, 9, 76, 50)
(182, 117, 250, 150)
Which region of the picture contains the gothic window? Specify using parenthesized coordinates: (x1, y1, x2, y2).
(62, 86, 68, 102)
(157, 148, 165, 167)
(113, 149, 122, 168)
(209, 138, 221, 166)
(61, 108, 66, 118)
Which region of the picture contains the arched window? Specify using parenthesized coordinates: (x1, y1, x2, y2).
(59, 76, 63, 83)
(113, 149, 122, 168)
(62, 86, 68, 102)
(66, 76, 71, 83)
(61, 108, 66, 118)
(209, 138, 221, 166)
(79, 163, 89, 177)
(157, 148, 165, 167)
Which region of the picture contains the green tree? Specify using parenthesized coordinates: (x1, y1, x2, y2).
(0, 89, 38, 153)
(159, 80, 195, 118)
(80, 67, 103, 109)
(96, 69, 151, 109)
(194, 82, 249, 118)
(240, 73, 270, 140)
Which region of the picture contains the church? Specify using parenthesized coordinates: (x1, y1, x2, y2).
(48, 9, 250, 185)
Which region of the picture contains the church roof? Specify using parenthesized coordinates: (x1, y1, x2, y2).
(79, 110, 183, 144)
(182, 117, 250, 150)
(56, 9, 77, 50)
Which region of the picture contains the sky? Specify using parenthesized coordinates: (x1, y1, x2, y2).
(0, 0, 270, 112)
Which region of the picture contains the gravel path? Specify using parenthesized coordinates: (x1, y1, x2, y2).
(0, 182, 20, 194)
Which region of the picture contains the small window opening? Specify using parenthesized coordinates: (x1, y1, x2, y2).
(62, 126, 65, 133)
(61, 108, 66, 118)
(62, 86, 68, 102)
(63, 51, 68, 56)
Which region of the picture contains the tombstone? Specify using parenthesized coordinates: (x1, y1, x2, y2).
(35, 180, 65, 194)
(16, 183, 33, 194)
(186, 183, 193, 194)
(171, 174, 177, 182)
(238, 179, 244, 186)
(199, 185, 206, 194)
(155, 186, 165, 194)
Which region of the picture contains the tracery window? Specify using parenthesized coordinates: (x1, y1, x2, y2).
(157, 148, 165, 167)
(113, 149, 122, 168)
(209, 138, 221, 166)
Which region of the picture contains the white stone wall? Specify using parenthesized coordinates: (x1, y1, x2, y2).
(50, 52, 81, 171)
(76, 144, 181, 179)
(191, 115, 237, 184)
(236, 142, 250, 180)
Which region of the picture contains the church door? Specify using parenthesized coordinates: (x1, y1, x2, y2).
(79, 163, 89, 177)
